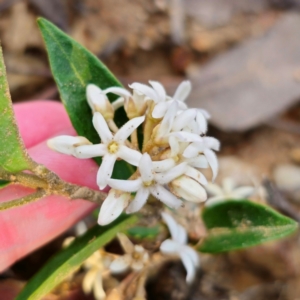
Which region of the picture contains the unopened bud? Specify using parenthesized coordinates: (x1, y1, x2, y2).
(86, 84, 114, 120)
(169, 175, 207, 203)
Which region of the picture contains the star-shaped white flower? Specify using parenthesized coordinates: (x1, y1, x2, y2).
(152, 80, 190, 118)
(109, 233, 149, 274)
(160, 212, 199, 283)
(82, 250, 112, 300)
(74, 112, 144, 189)
(183, 136, 220, 181)
(107, 153, 187, 213)
(205, 177, 255, 207)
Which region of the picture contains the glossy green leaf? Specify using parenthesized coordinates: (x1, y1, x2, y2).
(17, 214, 138, 300)
(0, 47, 31, 172)
(37, 18, 134, 179)
(0, 180, 10, 189)
(198, 200, 298, 253)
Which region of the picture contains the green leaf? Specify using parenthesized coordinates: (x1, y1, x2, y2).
(16, 214, 138, 300)
(126, 225, 161, 240)
(0, 47, 31, 172)
(37, 18, 134, 179)
(0, 180, 10, 189)
(198, 200, 298, 253)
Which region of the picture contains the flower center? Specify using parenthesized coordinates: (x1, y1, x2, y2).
(173, 155, 180, 163)
(107, 141, 119, 154)
(143, 180, 154, 187)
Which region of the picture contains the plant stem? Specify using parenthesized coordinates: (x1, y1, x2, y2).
(0, 162, 107, 210)
(0, 189, 46, 211)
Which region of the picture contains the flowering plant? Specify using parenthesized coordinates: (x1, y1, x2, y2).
(0, 18, 297, 299)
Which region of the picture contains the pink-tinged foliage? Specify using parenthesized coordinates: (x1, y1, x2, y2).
(0, 101, 100, 271)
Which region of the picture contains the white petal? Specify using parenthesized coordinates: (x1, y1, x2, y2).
(97, 189, 130, 226)
(183, 143, 200, 158)
(185, 120, 200, 134)
(176, 225, 188, 245)
(86, 84, 105, 112)
(149, 81, 166, 101)
(114, 115, 145, 143)
(139, 153, 154, 182)
(109, 255, 131, 274)
(198, 108, 210, 119)
(108, 178, 142, 192)
(129, 82, 159, 102)
(82, 268, 98, 294)
(196, 110, 207, 133)
(205, 183, 224, 196)
(112, 97, 125, 110)
(157, 101, 178, 137)
(152, 158, 176, 172)
(183, 246, 200, 267)
(75, 144, 107, 158)
(118, 145, 142, 166)
(47, 136, 90, 156)
(169, 175, 207, 203)
(93, 272, 106, 300)
(171, 131, 202, 143)
(173, 80, 191, 102)
(187, 155, 209, 168)
(233, 186, 254, 198)
(205, 196, 225, 207)
(222, 178, 236, 193)
(93, 112, 113, 144)
(204, 137, 220, 151)
(204, 149, 218, 181)
(169, 135, 180, 157)
(180, 250, 197, 283)
(126, 187, 150, 213)
(155, 162, 187, 184)
(185, 166, 207, 185)
(97, 154, 116, 189)
(187, 155, 209, 169)
(172, 109, 197, 132)
(103, 87, 132, 98)
(161, 212, 181, 241)
(150, 185, 182, 209)
(152, 102, 168, 119)
(160, 239, 181, 254)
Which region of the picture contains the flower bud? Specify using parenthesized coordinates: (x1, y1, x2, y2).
(169, 175, 207, 203)
(47, 136, 91, 156)
(86, 84, 114, 120)
(124, 90, 147, 119)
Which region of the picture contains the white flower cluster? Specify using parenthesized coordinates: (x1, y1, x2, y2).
(47, 80, 220, 225)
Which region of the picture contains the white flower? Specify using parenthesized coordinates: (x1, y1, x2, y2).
(160, 212, 199, 283)
(109, 233, 149, 274)
(74, 112, 144, 189)
(183, 136, 220, 181)
(108, 153, 186, 214)
(82, 250, 112, 300)
(205, 177, 255, 207)
(152, 80, 190, 118)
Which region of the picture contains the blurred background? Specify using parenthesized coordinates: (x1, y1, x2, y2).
(2, 0, 300, 299)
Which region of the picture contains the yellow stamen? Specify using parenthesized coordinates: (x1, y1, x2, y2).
(108, 141, 119, 154)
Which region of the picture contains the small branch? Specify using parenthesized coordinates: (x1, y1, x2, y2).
(0, 162, 107, 211)
(0, 189, 46, 211)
